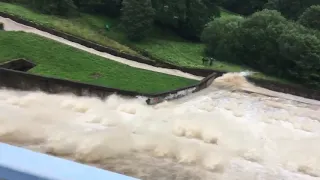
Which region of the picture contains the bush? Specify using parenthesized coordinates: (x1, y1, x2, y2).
(121, 0, 155, 41)
(0, 22, 3, 30)
(201, 16, 243, 61)
(202, 9, 320, 88)
(234, 10, 289, 72)
(298, 5, 320, 30)
(278, 24, 320, 86)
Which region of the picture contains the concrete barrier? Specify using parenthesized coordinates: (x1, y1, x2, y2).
(0, 67, 148, 99)
(146, 72, 223, 104)
(247, 77, 320, 101)
(0, 143, 139, 180)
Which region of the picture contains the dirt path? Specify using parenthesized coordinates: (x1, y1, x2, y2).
(0, 16, 203, 81)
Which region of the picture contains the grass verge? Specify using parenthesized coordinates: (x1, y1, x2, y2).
(0, 2, 296, 84)
(0, 31, 197, 93)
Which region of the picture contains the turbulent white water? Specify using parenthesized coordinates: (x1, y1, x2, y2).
(0, 73, 320, 180)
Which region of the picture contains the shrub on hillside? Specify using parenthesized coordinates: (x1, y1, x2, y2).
(298, 5, 320, 31)
(121, 0, 155, 41)
(201, 16, 243, 61)
(278, 24, 320, 86)
(234, 10, 289, 72)
(202, 9, 320, 87)
(0, 22, 3, 30)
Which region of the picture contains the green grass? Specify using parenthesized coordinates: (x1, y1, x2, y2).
(0, 31, 197, 93)
(0, 2, 296, 84)
(0, 2, 141, 57)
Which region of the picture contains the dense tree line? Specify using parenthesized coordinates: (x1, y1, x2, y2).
(121, 0, 155, 41)
(152, 0, 220, 40)
(220, 0, 320, 19)
(4, 0, 220, 40)
(2, 0, 320, 87)
(297, 5, 320, 31)
(264, 0, 320, 20)
(202, 9, 320, 87)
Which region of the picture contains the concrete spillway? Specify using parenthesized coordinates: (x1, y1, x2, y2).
(0, 73, 320, 180)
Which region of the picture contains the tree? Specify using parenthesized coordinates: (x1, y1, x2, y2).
(201, 9, 320, 87)
(264, 0, 320, 20)
(121, 0, 155, 41)
(278, 24, 320, 86)
(232, 10, 289, 72)
(151, 0, 220, 40)
(180, 0, 215, 39)
(298, 5, 320, 30)
(31, 0, 77, 16)
(201, 16, 243, 61)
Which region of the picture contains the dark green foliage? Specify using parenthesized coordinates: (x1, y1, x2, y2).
(201, 16, 243, 60)
(0, 22, 3, 30)
(220, 0, 268, 15)
(180, 0, 211, 39)
(298, 5, 320, 30)
(0, 0, 28, 3)
(74, 0, 122, 17)
(152, 0, 220, 40)
(121, 0, 155, 41)
(264, 0, 320, 20)
(202, 9, 320, 87)
(30, 0, 77, 16)
(278, 25, 320, 85)
(234, 10, 288, 72)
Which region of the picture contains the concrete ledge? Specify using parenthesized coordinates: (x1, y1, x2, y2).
(0, 59, 149, 99)
(147, 71, 224, 104)
(0, 59, 220, 104)
(0, 143, 139, 180)
(248, 77, 320, 100)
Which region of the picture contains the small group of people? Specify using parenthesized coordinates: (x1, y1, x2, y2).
(202, 57, 215, 66)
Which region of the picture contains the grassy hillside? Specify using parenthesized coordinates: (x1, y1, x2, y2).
(0, 2, 293, 84)
(0, 3, 245, 69)
(0, 31, 197, 93)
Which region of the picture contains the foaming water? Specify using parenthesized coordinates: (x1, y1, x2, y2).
(0, 73, 320, 180)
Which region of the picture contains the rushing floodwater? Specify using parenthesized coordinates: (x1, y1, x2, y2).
(0, 73, 320, 180)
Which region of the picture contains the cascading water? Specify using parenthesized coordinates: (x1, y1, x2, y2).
(0, 72, 320, 180)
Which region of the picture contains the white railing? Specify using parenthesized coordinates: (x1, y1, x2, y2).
(0, 143, 139, 180)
